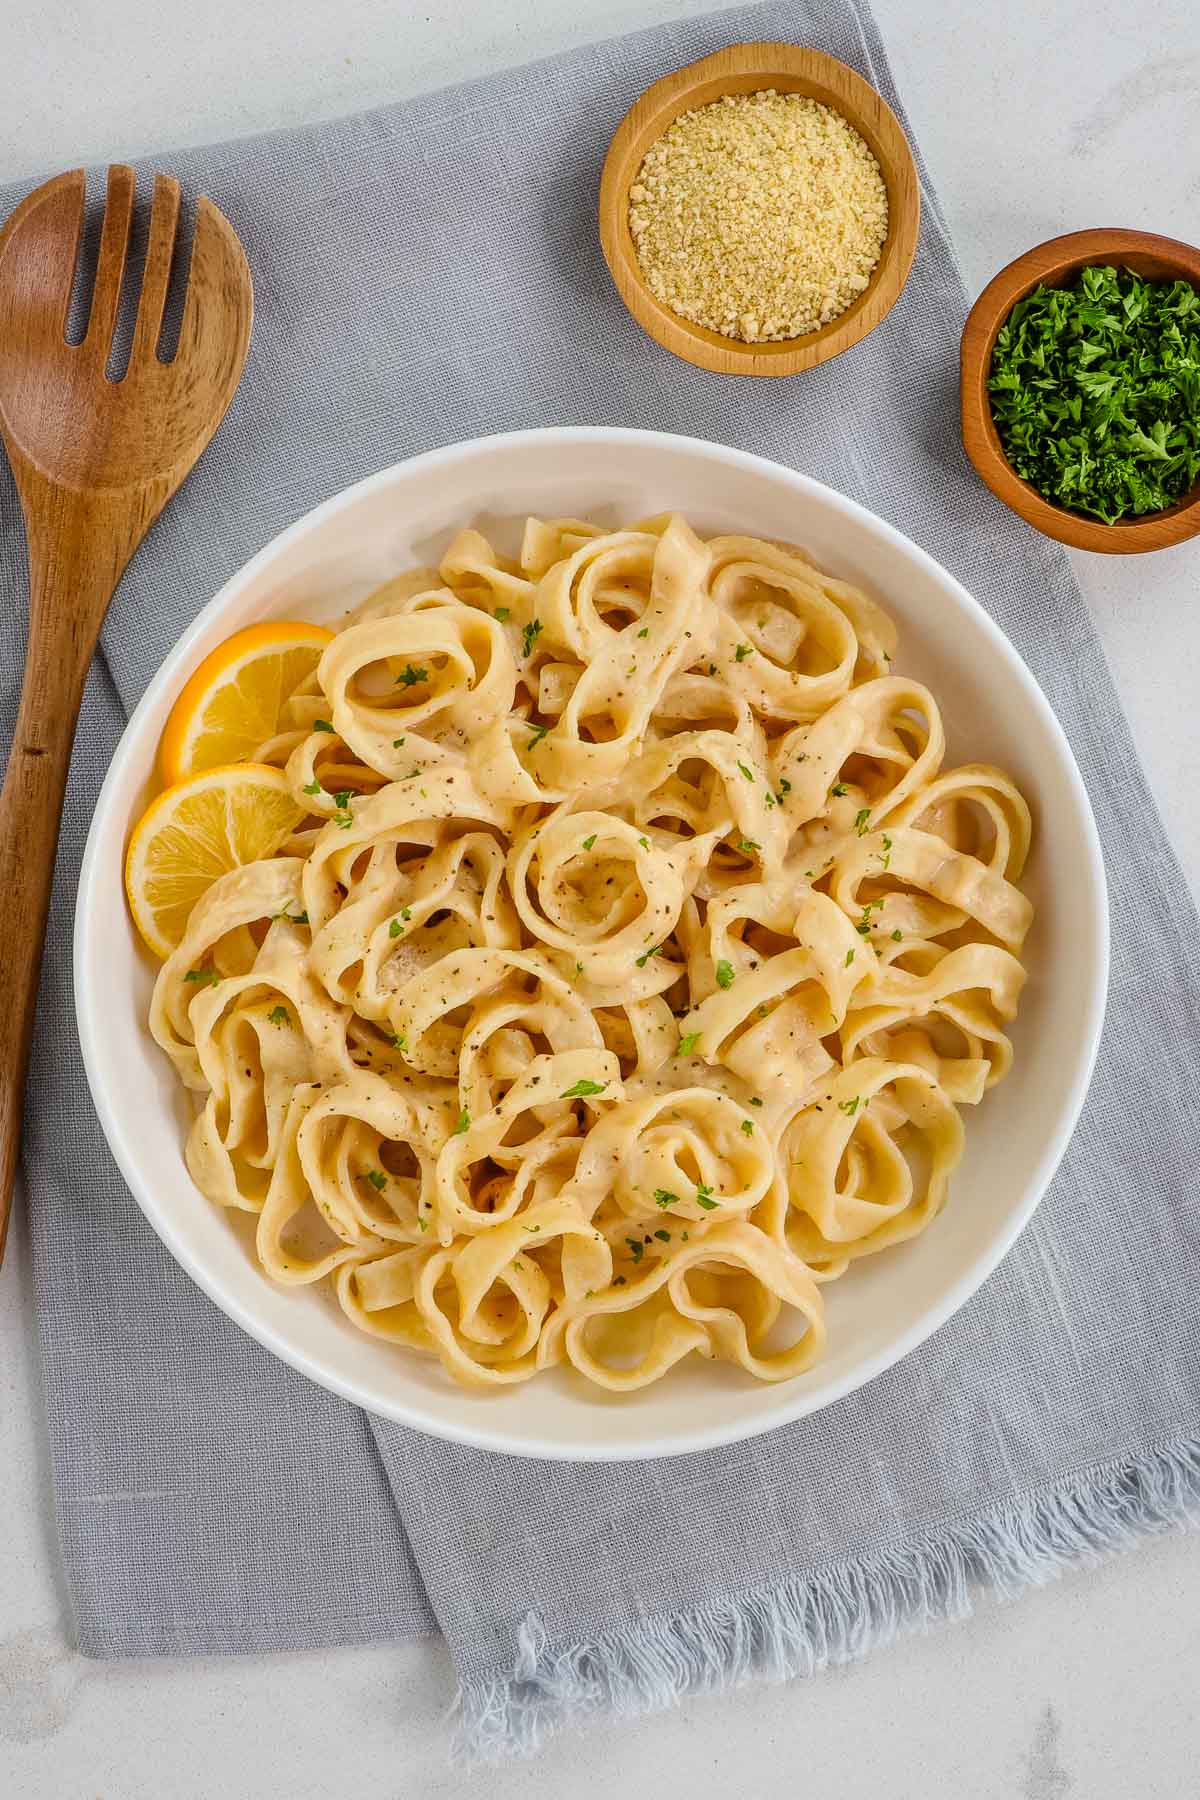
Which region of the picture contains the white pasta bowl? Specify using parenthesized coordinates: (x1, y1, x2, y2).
(75, 428, 1108, 1461)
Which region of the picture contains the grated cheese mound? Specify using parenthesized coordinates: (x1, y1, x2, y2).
(628, 88, 889, 344)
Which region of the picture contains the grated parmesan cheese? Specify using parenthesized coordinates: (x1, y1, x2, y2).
(628, 88, 889, 344)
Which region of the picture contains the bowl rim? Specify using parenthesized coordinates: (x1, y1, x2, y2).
(74, 426, 1110, 1460)
(960, 226, 1200, 553)
(598, 41, 921, 377)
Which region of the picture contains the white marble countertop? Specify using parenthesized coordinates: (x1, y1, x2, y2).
(3, 1, 1198, 1794)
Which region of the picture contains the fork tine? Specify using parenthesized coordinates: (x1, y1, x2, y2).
(174, 195, 253, 384)
(130, 174, 181, 365)
(0, 171, 85, 338)
(84, 164, 135, 355)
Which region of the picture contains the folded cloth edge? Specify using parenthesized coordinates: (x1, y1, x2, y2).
(455, 1432, 1200, 1760)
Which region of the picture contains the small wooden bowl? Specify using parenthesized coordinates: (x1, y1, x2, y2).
(961, 228, 1200, 554)
(599, 42, 920, 377)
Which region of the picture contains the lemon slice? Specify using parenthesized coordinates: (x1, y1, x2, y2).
(126, 763, 304, 958)
(158, 620, 334, 784)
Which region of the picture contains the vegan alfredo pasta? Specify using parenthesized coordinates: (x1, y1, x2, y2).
(149, 513, 1032, 1391)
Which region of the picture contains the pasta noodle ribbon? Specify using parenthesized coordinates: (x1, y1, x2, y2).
(149, 514, 1033, 1393)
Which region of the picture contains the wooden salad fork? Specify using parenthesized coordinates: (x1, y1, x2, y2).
(0, 165, 252, 1264)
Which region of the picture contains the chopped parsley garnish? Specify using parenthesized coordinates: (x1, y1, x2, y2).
(737, 837, 760, 854)
(184, 968, 219, 987)
(638, 835, 650, 849)
(654, 1229, 671, 1242)
(332, 789, 353, 809)
(364, 1169, 387, 1191)
(715, 959, 735, 989)
(750, 1096, 763, 1107)
(626, 1237, 645, 1264)
(734, 642, 752, 661)
(635, 945, 661, 968)
(694, 1182, 718, 1211)
(612, 1275, 627, 1287)
(391, 1033, 408, 1052)
(740, 1118, 754, 1136)
(880, 833, 893, 870)
(987, 264, 1200, 523)
(389, 917, 403, 938)
(561, 1079, 608, 1098)
(333, 809, 353, 829)
(838, 1096, 862, 1117)
(521, 618, 543, 658)
(778, 777, 791, 795)
(396, 664, 428, 687)
(892, 929, 903, 942)
(494, 607, 510, 622)
(845, 948, 855, 966)
(654, 1189, 680, 1209)
(451, 1108, 471, 1135)
(270, 907, 308, 924)
(392, 736, 406, 747)
(313, 719, 334, 733)
(676, 1031, 701, 1057)
(527, 724, 550, 749)
(582, 834, 597, 850)
(302, 779, 321, 796)
(854, 808, 872, 835)
(737, 762, 755, 782)
(830, 782, 848, 797)
(637, 626, 649, 639)
(268, 1005, 290, 1025)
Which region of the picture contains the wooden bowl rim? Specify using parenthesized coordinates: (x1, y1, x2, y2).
(598, 41, 921, 378)
(960, 227, 1200, 553)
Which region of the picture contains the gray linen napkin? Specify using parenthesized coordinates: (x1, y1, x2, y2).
(4, 0, 1200, 1759)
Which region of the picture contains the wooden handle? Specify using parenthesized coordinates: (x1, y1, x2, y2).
(0, 488, 135, 1264)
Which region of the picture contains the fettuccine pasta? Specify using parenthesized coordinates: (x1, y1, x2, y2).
(149, 513, 1032, 1390)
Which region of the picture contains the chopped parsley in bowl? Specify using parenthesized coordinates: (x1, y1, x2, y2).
(987, 264, 1200, 524)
